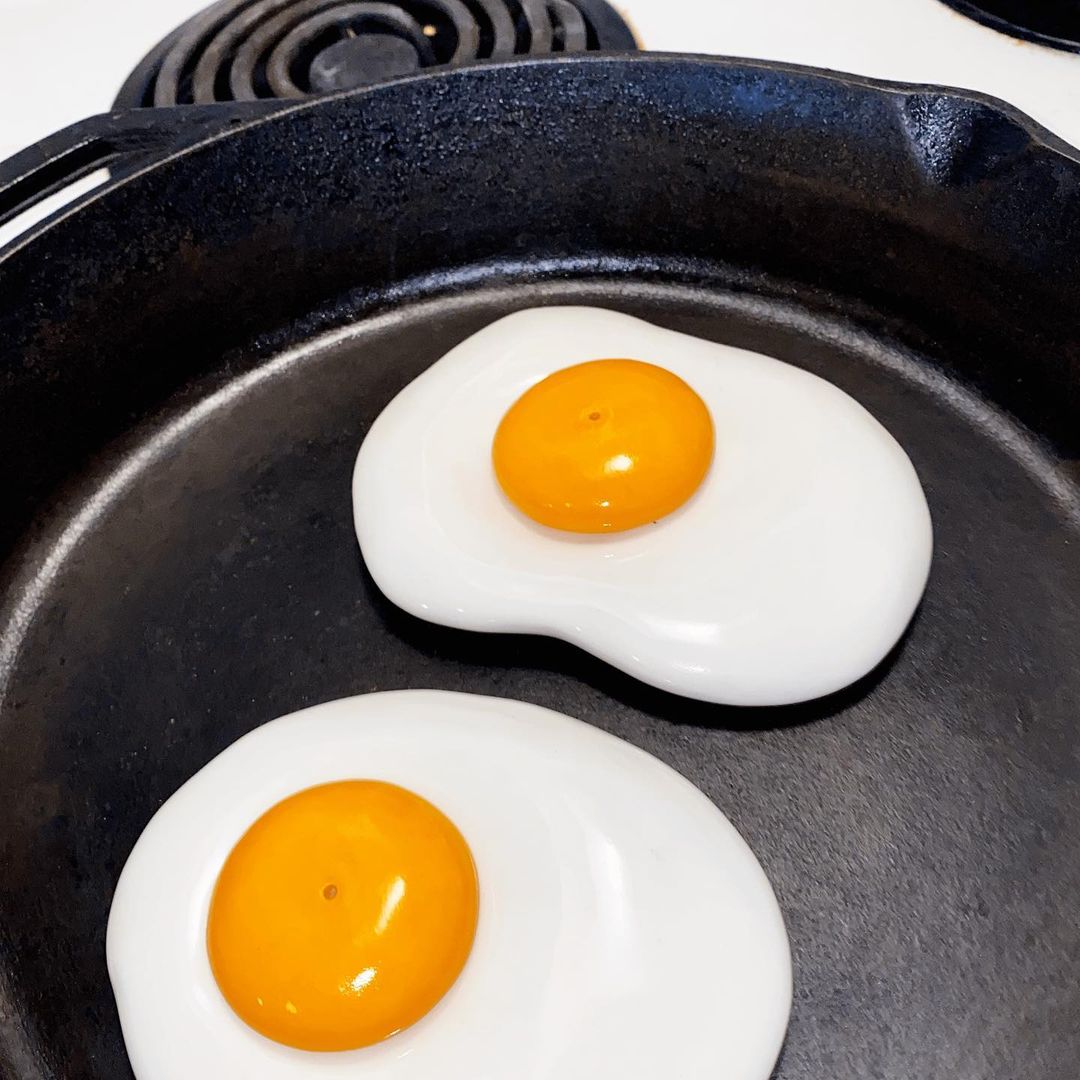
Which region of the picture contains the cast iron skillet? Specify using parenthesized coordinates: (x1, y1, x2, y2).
(1, 53, 1079, 1080)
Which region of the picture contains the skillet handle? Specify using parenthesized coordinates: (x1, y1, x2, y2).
(0, 102, 287, 233)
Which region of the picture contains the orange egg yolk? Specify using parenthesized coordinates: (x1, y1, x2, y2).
(492, 358, 714, 533)
(206, 780, 478, 1052)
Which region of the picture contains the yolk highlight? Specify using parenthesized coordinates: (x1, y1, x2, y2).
(492, 359, 714, 533)
(206, 780, 478, 1052)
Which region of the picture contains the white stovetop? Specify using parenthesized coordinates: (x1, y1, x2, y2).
(1, 0, 1080, 164)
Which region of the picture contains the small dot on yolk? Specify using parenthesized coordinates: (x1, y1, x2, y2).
(492, 359, 715, 533)
(206, 781, 478, 1052)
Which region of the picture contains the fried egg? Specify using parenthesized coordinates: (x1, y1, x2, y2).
(107, 690, 791, 1079)
(353, 307, 933, 706)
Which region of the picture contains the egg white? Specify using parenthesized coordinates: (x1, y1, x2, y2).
(353, 307, 933, 706)
(107, 690, 791, 1080)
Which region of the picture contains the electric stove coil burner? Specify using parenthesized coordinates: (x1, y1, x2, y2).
(115, 0, 637, 107)
(939, 0, 1080, 52)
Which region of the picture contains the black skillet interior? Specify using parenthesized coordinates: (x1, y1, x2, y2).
(1, 54, 1079, 1079)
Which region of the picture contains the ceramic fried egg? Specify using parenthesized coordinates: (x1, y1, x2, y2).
(353, 307, 933, 706)
(107, 690, 792, 1080)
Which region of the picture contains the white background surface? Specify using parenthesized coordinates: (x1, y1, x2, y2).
(1, 0, 1080, 164)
